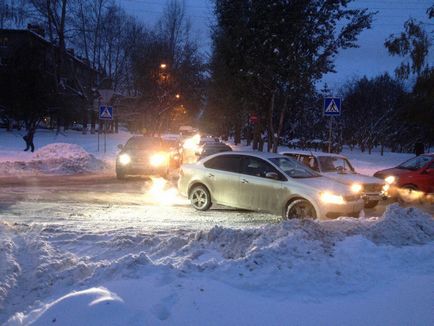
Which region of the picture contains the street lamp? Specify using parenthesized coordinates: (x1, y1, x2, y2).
(175, 93, 180, 99)
(160, 63, 167, 69)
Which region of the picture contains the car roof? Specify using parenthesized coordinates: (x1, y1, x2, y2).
(203, 142, 230, 147)
(279, 150, 347, 159)
(202, 150, 286, 161)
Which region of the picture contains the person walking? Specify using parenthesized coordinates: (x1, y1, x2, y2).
(23, 127, 36, 152)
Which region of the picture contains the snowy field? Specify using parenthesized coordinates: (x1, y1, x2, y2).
(1, 128, 434, 325)
(0, 128, 417, 177)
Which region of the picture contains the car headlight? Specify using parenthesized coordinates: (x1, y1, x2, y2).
(385, 176, 396, 184)
(350, 183, 363, 194)
(150, 153, 168, 167)
(118, 153, 131, 165)
(320, 192, 346, 205)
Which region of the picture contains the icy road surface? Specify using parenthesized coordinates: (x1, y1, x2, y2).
(1, 174, 434, 325)
(0, 174, 285, 232)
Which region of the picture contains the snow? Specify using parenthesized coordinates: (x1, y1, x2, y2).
(0, 143, 106, 175)
(1, 205, 434, 325)
(1, 130, 434, 324)
(0, 129, 131, 176)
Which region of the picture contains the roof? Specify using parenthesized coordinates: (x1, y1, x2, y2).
(279, 150, 347, 159)
(0, 28, 97, 72)
(203, 150, 286, 161)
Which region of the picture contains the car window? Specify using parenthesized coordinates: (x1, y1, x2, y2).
(283, 153, 298, 160)
(398, 155, 432, 171)
(125, 137, 160, 150)
(204, 155, 240, 173)
(298, 155, 319, 171)
(241, 156, 283, 179)
(318, 156, 354, 172)
(269, 157, 319, 178)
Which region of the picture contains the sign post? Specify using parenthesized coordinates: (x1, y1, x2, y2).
(323, 97, 341, 153)
(99, 105, 114, 153)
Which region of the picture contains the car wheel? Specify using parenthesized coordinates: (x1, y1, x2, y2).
(398, 185, 418, 204)
(190, 185, 212, 211)
(364, 200, 379, 209)
(284, 199, 316, 219)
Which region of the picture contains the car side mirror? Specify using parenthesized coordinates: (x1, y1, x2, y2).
(423, 168, 434, 175)
(265, 172, 280, 180)
(117, 144, 123, 150)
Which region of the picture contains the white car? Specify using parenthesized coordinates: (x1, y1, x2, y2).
(178, 152, 364, 219)
(280, 150, 388, 208)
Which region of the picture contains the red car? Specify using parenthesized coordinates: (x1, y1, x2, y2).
(374, 154, 434, 194)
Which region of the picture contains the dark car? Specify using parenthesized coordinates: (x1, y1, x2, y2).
(116, 136, 177, 179)
(373, 154, 434, 195)
(197, 141, 232, 159)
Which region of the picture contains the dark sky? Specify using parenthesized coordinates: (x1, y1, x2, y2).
(120, 0, 433, 89)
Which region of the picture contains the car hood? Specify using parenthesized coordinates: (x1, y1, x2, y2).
(374, 167, 410, 178)
(321, 172, 383, 185)
(287, 176, 352, 195)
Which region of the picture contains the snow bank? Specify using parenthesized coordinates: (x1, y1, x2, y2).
(0, 143, 106, 175)
(2, 205, 434, 325)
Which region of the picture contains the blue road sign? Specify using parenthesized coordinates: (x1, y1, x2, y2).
(99, 106, 113, 120)
(323, 97, 341, 116)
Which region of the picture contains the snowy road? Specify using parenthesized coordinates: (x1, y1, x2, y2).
(2, 173, 429, 231)
(1, 174, 434, 325)
(0, 174, 284, 232)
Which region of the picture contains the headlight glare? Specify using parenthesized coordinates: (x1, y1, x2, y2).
(385, 176, 396, 184)
(320, 191, 346, 205)
(150, 153, 168, 167)
(118, 153, 131, 165)
(350, 183, 363, 194)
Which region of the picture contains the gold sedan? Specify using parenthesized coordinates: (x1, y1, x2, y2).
(178, 152, 364, 219)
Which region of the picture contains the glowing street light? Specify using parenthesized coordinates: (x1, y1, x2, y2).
(160, 63, 167, 69)
(175, 93, 180, 99)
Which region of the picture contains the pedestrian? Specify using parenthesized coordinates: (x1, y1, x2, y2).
(414, 142, 424, 156)
(23, 127, 36, 152)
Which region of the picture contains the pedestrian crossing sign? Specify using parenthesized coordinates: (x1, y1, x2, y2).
(99, 106, 113, 120)
(323, 97, 341, 116)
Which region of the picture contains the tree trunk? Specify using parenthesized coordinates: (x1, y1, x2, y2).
(90, 110, 96, 134)
(267, 91, 276, 152)
(273, 96, 287, 153)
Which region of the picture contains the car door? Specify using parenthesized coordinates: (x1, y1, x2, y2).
(203, 155, 241, 207)
(416, 160, 434, 193)
(238, 156, 286, 213)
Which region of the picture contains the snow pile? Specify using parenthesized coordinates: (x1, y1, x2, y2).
(7, 287, 127, 326)
(0, 143, 106, 175)
(2, 205, 434, 325)
(363, 204, 434, 245)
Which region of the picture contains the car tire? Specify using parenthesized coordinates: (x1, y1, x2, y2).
(190, 185, 212, 211)
(364, 200, 379, 209)
(398, 184, 418, 204)
(284, 199, 317, 219)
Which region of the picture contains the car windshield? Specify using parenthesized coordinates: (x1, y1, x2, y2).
(125, 137, 161, 150)
(318, 156, 354, 173)
(398, 155, 432, 170)
(269, 157, 319, 178)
